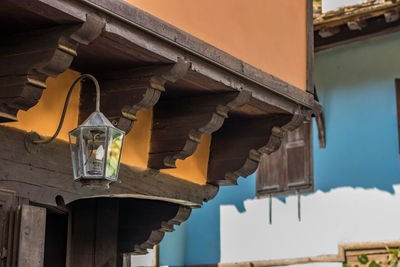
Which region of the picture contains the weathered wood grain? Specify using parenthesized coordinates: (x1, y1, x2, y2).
(0, 126, 218, 208)
(256, 121, 314, 197)
(66, 198, 192, 260)
(68, 198, 119, 267)
(68, 199, 97, 267)
(207, 110, 306, 185)
(17, 205, 46, 267)
(149, 90, 251, 169)
(79, 0, 315, 108)
(79, 58, 190, 133)
(116, 198, 191, 255)
(0, 13, 105, 123)
(95, 199, 119, 267)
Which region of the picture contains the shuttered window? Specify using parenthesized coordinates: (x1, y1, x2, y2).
(256, 121, 314, 196)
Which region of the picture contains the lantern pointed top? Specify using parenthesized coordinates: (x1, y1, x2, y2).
(80, 111, 115, 128)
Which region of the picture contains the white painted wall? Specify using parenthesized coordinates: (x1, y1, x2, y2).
(220, 186, 400, 266)
(131, 249, 155, 267)
(322, 0, 364, 13)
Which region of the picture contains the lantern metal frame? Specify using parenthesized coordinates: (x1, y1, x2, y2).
(25, 74, 125, 189)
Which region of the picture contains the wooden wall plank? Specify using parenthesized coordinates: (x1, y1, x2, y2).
(94, 199, 119, 267)
(68, 199, 96, 267)
(17, 205, 46, 267)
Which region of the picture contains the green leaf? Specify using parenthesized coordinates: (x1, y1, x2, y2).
(368, 261, 380, 267)
(358, 254, 369, 265)
(343, 264, 352, 267)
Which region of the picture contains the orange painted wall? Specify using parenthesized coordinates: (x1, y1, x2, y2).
(125, 0, 307, 91)
(162, 134, 211, 184)
(5, 70, 209, 184)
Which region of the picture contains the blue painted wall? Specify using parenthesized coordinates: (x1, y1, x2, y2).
(160, 30, 400, 266)
(314, 32, 400, 193)
(160, 174, 256, 266)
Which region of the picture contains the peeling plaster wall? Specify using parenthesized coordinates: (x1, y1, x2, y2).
(221, 186, 400, 264)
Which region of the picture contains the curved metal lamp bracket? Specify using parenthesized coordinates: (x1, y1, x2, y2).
(24, 74, 101, 154)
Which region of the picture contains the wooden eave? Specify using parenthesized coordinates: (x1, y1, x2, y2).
(1, 0, 319, 115)
(0, 0, 321, 191)
(314, 0, 400, 51)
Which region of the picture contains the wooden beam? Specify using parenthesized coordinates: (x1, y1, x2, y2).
(315, 12, 400, 52)
(207, 110, 306, 185)
(79, 58, 191, 133)
(384, 11, 399, 23)
(117, 199, 191, 255)
(0, 126, 217, 209)
(149, 91, 251, 169)
(0, 14, 105, 122)
(67, 198, 191, 260)
(346, 20, 366, 31)
(314, 1, 400, 30)
(318, 28, 340, 38)
(133, 206, 191, 254)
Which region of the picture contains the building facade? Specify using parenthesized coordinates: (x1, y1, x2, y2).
(158, 2, 400, 266)
(0, 0, 317, 266)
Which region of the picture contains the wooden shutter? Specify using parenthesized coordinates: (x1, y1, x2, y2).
(256, 121, 313, 196)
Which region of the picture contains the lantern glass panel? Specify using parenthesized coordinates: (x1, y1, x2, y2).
(105, 128, 124, 180)
(69, 128, 82, 179)
(81, 126, 107, 177)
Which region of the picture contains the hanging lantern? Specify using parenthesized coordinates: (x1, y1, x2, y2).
(69, 112, 125, 188)
(25, 74, 125, 189)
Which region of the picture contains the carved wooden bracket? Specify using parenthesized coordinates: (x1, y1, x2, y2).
(133, 206, 191, 254)
(0, 14, 105, 122)
(79, 58, 191, 132)
(207, 109, 306, 185)
(148, 90, 252, 169)
(118, 199, 192, 255)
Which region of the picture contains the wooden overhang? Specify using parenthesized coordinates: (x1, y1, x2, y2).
(0, 0, 320, 257)
(314, 0, 400, 51)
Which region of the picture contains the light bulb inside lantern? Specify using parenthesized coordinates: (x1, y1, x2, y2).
(96, 145, 104, 160)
